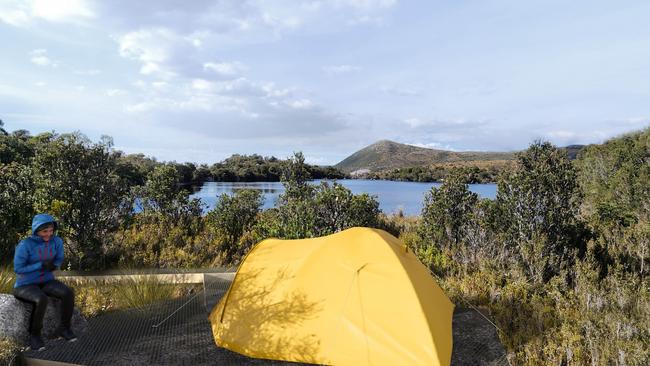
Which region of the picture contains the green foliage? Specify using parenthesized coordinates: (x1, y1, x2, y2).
(206, 189, 263, 264)
(420, 172, 479, 251)
(62, 277, 200, 317)
(368, 165, 503, 183)
(576, 128, 650, 277)
(110, 163, 208, 268)
(209, 153, 345, 182)
(273, 152, 318, 239)
(134, 165, 184, 215)
(0, 163, 34, 263)
(497, 141, 584, 283)
(313, 181, 380, 235)
(271, 152, 381, 239)
(0, 266, 14, 294)
(30, 133, 130, 269)
(404, 133, 650, 364)
(281, 152, 313, 199)
(1, 121, 648, 364)
(110, 208, 206, 268)
(0, 336, 21, 366)
(0, 128, 34, 165)
(115, 153, 158, 186)
(111, 274, 177, 309)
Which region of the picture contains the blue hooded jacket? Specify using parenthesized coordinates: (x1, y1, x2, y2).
(13, 214, 64, 288)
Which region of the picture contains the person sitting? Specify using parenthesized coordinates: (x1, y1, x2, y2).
(13, 213, 77, 351)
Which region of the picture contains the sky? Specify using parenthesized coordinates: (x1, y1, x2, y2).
(1, 0, 649, 165)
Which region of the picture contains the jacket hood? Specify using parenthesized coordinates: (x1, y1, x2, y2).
(31, 213, 58, 235)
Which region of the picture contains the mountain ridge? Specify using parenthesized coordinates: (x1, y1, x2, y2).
(335, 140, 518, 173)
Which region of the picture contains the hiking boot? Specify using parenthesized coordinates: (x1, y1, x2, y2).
(57, 327, 77, 342)
(29, 334, 46, 351)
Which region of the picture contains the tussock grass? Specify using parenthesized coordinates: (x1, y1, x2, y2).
(112, 274, 177, 310)
(0, 266, 14, 294)
(0, 336, 21, 366)
(61, 271, 200, 317)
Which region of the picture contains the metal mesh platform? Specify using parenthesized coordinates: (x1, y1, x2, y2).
(451, 308, 509, 366)
(24, 275, 507, 366)
(24, 275, 313, 366)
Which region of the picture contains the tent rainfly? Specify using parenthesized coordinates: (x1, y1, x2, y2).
(208, 227, 454, 366)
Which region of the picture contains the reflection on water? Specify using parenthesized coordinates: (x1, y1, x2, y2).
(190, 180, 497, 216)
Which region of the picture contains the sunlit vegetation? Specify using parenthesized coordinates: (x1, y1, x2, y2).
(1, 121, 648, 364)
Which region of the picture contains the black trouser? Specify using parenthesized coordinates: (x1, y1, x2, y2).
(14, 279, 75, 336)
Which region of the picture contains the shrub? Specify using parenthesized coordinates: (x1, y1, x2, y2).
(0, 336, 21, 366)
(205, 189, 263, 264)
(0, 266, 14, 294)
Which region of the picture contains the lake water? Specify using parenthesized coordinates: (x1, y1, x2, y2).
(190, 180, 497, 216)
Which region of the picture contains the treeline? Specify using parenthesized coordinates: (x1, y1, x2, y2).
(115, 153, 345, 188)
(209, 154, 346, 182)
(364, 164, 505, 183)
(0, 123, 368, 269)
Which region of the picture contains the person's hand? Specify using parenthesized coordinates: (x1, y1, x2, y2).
(43, 260, 57, 272)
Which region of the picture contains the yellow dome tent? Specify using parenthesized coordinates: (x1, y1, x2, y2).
(208, 227, 454, 366)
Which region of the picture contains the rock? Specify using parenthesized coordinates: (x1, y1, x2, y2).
(0, 294, 88, 345)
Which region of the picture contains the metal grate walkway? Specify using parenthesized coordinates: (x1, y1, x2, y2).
(23, 275, 507, 365)
(24, 275, 312, 366)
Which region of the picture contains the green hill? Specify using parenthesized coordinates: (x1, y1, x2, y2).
(335, 140, 516, 174)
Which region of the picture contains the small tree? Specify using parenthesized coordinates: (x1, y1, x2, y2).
(207, 189, 263, 264)
(420, 173, 478, 251)
(0, 163, 34, 262)
(314, 182, 380, 235)
(31, 133, 129, 269)
(275, 152, 317, 239)
(134, 164, 184, 216)
(498, 141, 583, 283)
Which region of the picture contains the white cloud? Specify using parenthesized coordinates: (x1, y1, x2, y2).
(403, 117, 423, 127)
(203, 61, 247, 78)
(118, 28, 176, 63)
(29, 49, 57, 67)
(410, 142, 457, 151)
(31, 0, 94, 22)
(151, 81, 168, 89)
(124, 101, 155, 114)
(96, 0, 396, 48)
(0, 0, 94, 26)
(304, 154, 328, 165)
(0, 3, 30, 26)
(546, 130, 578, 139)
(323, 64, 362, 74)
(116, 28, 199, 79)
(401, 117, 485, 130)
(262, 83, 292, 98)
(286, 99, 315, 109)
(191, 79, 213, 91)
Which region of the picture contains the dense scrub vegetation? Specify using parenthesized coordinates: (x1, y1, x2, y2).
(1, 119, 648, 364)
(210, 154, 346, 182)
(363, 163, 507, 183)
